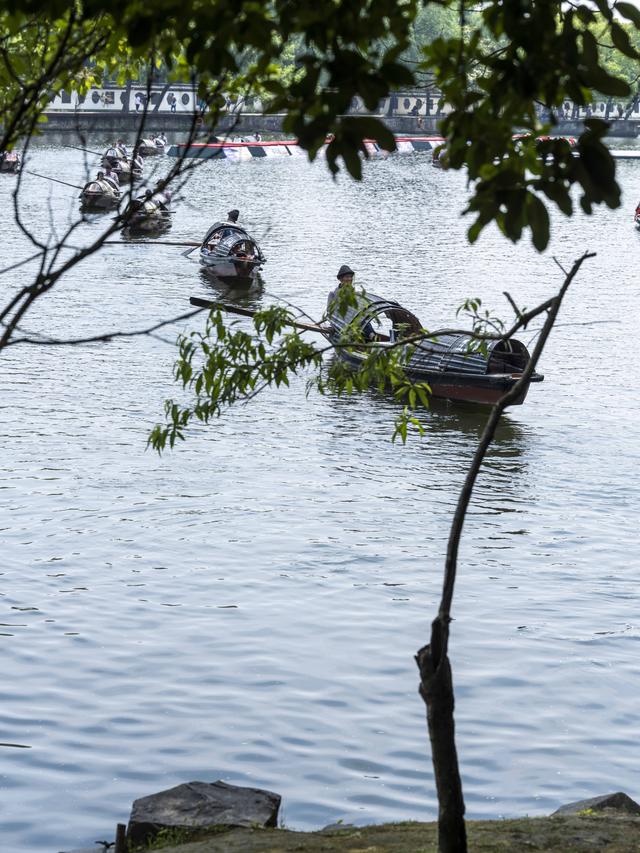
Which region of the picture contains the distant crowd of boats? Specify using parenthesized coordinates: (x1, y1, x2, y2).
(6, 129, 640, 408)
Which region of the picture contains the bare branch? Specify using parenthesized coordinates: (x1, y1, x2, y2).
(4, 308, 208, 348)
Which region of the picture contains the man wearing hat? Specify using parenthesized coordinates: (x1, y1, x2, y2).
(327, 265, 376, 341)
(327, 264, 355, 311)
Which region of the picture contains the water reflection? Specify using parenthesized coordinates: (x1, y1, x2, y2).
(2, 142, 640, 853)
(323, 361, 528, 445)
(197, 268, 265, 308)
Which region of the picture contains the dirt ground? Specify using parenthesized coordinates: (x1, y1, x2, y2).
(146, 814, 640, 852)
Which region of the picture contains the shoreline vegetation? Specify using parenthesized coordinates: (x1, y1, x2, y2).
(135, 814, 640, 853)
(74, 789, 640, 853)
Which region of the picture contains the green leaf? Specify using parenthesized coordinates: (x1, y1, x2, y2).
(616, 2, 640, 27)
(526, 194, 550, 252)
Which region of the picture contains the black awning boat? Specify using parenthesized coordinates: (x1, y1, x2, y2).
(101, 148, 143, 184)
(199, 222, 265, 286)
(138, 136, 166, 156)
(328, 292, 543, 406)
(0, 151, 21, 173)
(122, 191, 172, 234)
(79, 177, 121, 211)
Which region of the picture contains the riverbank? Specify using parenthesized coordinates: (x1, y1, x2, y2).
(136, 815, 640, 852)
(36, 110, 640, 137)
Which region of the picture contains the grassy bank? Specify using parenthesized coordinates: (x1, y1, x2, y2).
(140, 814, 640, 852)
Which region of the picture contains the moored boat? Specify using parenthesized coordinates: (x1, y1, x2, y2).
(199, 213, 265, 285)
(79, 175, 121, 212)
(0, 151, 21, 173)
(328, 292, 543, 406)
(122, 189, 172, 235)
(138, 134, 167, 156)
(101, 146, 143, 184)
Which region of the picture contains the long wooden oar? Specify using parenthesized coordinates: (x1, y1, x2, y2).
(26, 170, 84, 190)
(103, 239, 201, 247)
(64, 144, 103, 157)
(189, 296, 330, 334)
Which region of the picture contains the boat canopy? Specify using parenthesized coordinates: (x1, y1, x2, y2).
(104, 147, 126, 160)
(202, 222, 248, 245)
(329, 291, 530, 376)
(82, 178, 117, 194)
(205, 231, 260, 259)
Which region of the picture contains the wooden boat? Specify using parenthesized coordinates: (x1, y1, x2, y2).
(101, 147, 143, 184)
(199, 221, 265, 285)
(79, 176, 121, 212)
(122, 190, 172, 234)
(138, 135, 167, 156)
(328, 292, 543, 406)
(0, 151, 21, 173)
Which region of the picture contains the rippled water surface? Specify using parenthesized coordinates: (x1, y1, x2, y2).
(1, 138, 639, 852)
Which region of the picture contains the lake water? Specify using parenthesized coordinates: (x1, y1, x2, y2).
(1, 138, 639, 852)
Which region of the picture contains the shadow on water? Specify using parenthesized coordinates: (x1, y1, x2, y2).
(323, 356, 528, 444)
(322, 369, 531, 492)
(196, 268, 265, 309)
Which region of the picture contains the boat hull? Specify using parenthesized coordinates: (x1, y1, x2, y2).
(80, 192, 120, 211)
(199, 256, 260, 286)
(138, 143, 165, 157)
(123, 214, 171, 235)
(337, 348, 541, 406)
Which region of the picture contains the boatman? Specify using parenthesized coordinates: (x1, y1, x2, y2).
(327, 264, 354, 310)
(104, 167, 120, 190)
(227, 209, 239, 223)
(327, 265, 376, 341)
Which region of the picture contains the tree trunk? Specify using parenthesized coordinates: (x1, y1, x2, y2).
(416, 617, 467, 853)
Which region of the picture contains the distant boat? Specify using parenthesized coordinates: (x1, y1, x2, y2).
(101, 147, 143, 183)
(122, 191, 172, 234)
(0, 151, 21, 173)
(138, 136, 167, 157)
(79, 176, 121, 212)
(328, 292, 543, 406)
(199, 221, 265, 285)
(635, 201, 640, 229)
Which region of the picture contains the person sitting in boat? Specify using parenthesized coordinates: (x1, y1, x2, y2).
(86, 170, 106, 190)
(327, 265, 376, 342)
(205, 231, 223, 251)
(155, 132, 167, 146)
(115, 139, 128, 157)
(227, 209, 239, 223)
(103, 167, 120, 190)
(156, 189, 171, 211)
(131, 150, 144, 171)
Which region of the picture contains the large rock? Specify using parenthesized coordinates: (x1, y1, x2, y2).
(126, 780, 281, 847)
(552, 792, 640, 816)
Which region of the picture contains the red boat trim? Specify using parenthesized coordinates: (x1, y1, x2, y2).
(178, 136, 445, 150)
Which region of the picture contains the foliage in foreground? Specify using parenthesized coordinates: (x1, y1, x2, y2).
(2, 0, 640, 251)
(148, 284, 532, 453)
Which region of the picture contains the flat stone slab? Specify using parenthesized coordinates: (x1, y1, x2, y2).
(127, 780, 281, 847)
(552, 792, 640, 816)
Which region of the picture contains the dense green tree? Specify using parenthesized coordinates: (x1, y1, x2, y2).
(2, 0, 640, 248)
